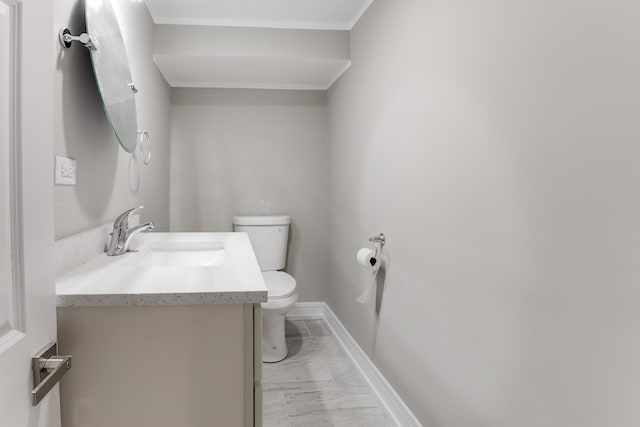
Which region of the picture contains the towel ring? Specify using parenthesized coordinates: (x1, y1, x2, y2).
(137, 130, 151, 165)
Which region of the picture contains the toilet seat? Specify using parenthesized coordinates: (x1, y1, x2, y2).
(262, 271, 296, 300)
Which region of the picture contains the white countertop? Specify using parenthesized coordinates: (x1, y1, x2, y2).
(56, 232, 267, 307)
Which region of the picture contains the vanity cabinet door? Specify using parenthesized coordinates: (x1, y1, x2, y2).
(58, 304, 255, 427)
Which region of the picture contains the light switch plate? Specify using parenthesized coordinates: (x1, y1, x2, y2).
(55, 155, 76, 186)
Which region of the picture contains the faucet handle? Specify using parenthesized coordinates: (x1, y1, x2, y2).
(113, 206, 144, 228)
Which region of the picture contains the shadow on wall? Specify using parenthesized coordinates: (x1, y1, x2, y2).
(286, 220, 299, 274)
(375, 263, 386, 314)
(372, 259, 387, 354)
(56, 0, 119, 217)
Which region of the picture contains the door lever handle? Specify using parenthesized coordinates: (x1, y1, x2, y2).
(31, 342, 72, 406)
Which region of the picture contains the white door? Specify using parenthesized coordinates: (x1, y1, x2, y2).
(0, 0, 60, 425)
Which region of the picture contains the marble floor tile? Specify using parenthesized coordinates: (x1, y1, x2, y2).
(313, 336, 347, 360)
(286, 336, 346, 362)
(324, 358, 370, 391)
(287, 411, 335, 427)
(305, 319, 331, 336)
(263, 358, 333, 384)
(283, 391, 333, 420)
(262, 317, 394, 427)
(285, 319, 310, 338)
(330, 407, 393, 427)
(263, 390, 290, 427)
(263, 379, 337, 394)
(283, 388, 379, 417)
(272, 387, 390, 427)
(285, 336, 321, 360)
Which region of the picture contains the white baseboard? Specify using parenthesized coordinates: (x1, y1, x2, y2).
(286, 301, 324, 319)
(286, 302, 422, 427)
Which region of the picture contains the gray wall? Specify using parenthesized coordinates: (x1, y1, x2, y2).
(170, 89, 329, 302)
(54, 0, 170, 239)
(327, 1, 640, 426)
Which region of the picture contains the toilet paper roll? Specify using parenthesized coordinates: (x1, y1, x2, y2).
(356, 248, 380, 272)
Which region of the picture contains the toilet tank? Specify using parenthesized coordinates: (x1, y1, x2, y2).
(232, 215, 291, 271)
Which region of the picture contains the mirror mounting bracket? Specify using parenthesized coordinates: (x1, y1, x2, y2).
(58, 27, 97, 50)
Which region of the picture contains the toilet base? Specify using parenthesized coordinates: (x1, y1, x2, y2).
(262, 312, 288, 362)
(262, 294, 298, 363)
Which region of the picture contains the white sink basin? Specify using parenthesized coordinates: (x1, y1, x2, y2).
(139, 241, 225, 267)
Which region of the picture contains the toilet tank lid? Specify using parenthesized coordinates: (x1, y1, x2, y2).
(233, 215, 291, 226)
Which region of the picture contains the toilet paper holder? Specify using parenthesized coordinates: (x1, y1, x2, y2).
(368, 233, 386, 258)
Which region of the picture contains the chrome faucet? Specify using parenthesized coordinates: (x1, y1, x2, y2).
(107, 206, 155, 256)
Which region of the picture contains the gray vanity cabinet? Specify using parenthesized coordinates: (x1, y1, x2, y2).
(57, 303, 262, 427)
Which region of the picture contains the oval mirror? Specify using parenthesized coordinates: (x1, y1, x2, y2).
(85, 0, 138, 153)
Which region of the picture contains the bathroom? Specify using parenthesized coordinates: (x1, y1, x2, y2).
(2, 0, 640, 426)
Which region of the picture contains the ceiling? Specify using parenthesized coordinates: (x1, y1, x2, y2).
(145, 0, 374, 90)
(144, 0, 374, 30)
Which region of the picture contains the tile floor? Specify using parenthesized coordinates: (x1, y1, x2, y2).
(262, 318, 393, 427)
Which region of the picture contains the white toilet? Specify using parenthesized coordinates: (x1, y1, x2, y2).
(232, 215, 298, 362)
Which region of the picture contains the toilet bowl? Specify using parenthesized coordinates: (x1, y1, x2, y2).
(232, 215, 298, 362)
